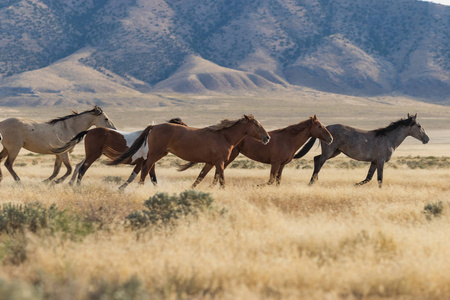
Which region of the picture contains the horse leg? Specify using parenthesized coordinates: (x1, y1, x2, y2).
(69, 159, 84, 186)
(0, 148, 8, 182)
(54, 153, 72, 184)
(224, 147, 240, 169)
(149, 163, 157, 185)
(211, 165, 222, 187)
(4, 147, 21, 182)
(119, 164, 141, 190)
(356, 162, 376, 186)
(309, 149, 341, 185)
(190, 163, 213, 188)
(215, 162, 226, 188)
(43, 156, 62, 183)
(139, 152, 167, 185)
(376, 161, 385, 188)
(265, 163, 281, 186)
(276, 164, 286, 185)
(76, 153, 102, 186)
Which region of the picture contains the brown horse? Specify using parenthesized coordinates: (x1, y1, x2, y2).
(51, 118, 187, 188)
(0, 106, 116, 183)
(180, 115, 333, 186)
(109, 115, 270, 188)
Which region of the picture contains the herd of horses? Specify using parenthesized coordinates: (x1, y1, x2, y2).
(0, 106, 429, 189)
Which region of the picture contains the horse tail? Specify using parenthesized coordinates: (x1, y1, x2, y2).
(51, 131, 88, 154)
(108, 125, 153, 165)
(178, 162, 198, 172)
(294, 137, 317, 159)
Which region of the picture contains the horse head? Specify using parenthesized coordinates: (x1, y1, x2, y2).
(91, 106, 117, 129)
(244, 114, 270, 145)
(310, 115, 333, 144)
(408, 113, 429, 144)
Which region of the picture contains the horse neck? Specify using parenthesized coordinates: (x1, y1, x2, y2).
(384, 125, 411, 150)
(53, 113, 96, 139)
(291, 119, 313, 148)
(221, 121, 251, 146)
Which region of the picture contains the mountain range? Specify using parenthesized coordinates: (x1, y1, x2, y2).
(0, 0, 449, 106)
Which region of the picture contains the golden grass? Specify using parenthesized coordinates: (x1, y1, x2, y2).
(0, 153, 450, 299)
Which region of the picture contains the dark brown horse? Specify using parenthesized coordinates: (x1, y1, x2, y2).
(180, 115, 333, 186)
(294, 114, 430, 187)
(110, 115, 270, 188)
(51, 118, 186, 188)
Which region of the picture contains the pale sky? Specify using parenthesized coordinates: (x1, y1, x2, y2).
(423, 0, 450, 5)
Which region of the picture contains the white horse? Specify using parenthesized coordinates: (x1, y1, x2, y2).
(0, 106, 116, 183)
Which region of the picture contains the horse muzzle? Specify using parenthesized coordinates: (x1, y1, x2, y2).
(262, 135, 270, 145)
(422, 135, 430, 144)
(326, 136, 333, 145)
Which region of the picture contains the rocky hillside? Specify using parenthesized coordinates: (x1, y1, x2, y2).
(0, 0, 449, 105)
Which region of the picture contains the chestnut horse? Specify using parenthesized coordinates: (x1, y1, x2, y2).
(180, 115, 333, 186)
(110, 115, 270, 188)
(294, 114, 429, 187)
(0, 106, 116, 183)
(51, 118, 186, 188)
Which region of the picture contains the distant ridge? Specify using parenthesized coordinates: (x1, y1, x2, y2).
(0, 0, 449, 105)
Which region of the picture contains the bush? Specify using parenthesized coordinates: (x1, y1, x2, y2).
(423, 201, 444, 220)
(126, 190, 219, 229)
(88, 276, 146, 300)
(103, 176, 123, 184)
(0, 202, 94, 239)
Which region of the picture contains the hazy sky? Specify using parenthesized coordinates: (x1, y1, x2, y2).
(424, 0, 450, 5)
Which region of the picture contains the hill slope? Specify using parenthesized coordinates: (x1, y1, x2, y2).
(0, 0, 449, 105)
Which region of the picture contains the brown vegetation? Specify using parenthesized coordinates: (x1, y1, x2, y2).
(0, 153, 449, 299)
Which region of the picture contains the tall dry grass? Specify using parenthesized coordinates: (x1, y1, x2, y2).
(0, 153, 449, 299)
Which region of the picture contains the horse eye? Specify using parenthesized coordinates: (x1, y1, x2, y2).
(105, 118, 109, 121)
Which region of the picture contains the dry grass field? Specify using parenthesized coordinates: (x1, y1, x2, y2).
(0, 97, 449, 299)
(0, 152, 449, 300)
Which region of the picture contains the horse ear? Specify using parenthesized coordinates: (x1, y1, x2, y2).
(413, 113, 417, 121)
(93, 105, 103, 115)
(407, 113, 410, 118)
(313, 115, 317, 120)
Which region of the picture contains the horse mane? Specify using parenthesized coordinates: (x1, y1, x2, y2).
(205, 115, 252, 131)
(273, 118, 312, 135)
(373, 116, 415, 137)
(46, 106, 103, 125)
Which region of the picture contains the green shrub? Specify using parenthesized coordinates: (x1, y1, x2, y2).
(0, 235, 28, 265)
(88, 276, 146, 300)
(0, 279, 42, 300)
(0, 202, 93, 239)
(103, 176, 123, 183)
(424, 201, 444, 220)
(126, 190, 219, 229)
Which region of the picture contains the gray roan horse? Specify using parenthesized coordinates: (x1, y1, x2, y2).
(294, 114, 429, 187)
(0, 106, 116, 183)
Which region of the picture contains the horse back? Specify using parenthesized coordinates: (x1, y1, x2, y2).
(325, 124, 378, 161)
(84, 127, 129, 159)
